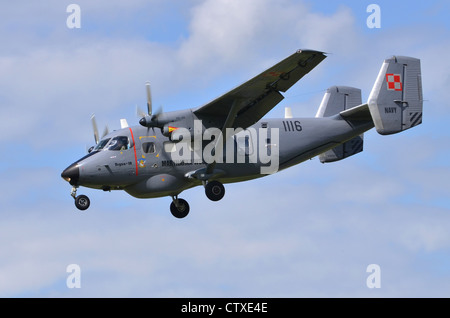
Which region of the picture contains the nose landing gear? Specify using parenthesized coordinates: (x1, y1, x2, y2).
(170, 195, 190, 219)
(71, 186, 91, 211)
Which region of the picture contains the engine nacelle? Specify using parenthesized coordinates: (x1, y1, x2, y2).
(162, 125, 180, 139)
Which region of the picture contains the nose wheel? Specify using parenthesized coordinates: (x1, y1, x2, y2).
(71, 186, 91, 211)
(75, 194, 90, 210)
(170, 196, 189, 219)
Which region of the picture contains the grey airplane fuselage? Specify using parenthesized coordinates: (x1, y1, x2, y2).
(69, 110, 373, 199)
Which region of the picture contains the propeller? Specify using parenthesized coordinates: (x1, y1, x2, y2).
(91, 114, 100, 145)
(146, 81, 152, 115)
(139, 82, 163, 128)
(88, 114, 109, 152)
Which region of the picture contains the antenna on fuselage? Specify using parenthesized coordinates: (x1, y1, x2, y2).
(284, 107, 293, 119)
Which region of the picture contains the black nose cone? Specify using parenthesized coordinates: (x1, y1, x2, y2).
(61, 164, 79, 185)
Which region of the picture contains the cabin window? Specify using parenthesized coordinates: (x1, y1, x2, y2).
(142, 142, 156, 153)
(266, 138, 272, 156)
(236, 135, 253, 156)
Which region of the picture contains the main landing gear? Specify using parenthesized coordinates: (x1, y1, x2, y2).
(67, 181, 226, 218)
(204, 180, 225, 201)
(169, 180, 225, 219)
(71, 186, 90, 211)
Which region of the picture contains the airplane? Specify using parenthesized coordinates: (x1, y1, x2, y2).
(61, 49, 423, 218)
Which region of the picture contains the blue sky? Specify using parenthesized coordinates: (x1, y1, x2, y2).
(0, 0, 449, 297)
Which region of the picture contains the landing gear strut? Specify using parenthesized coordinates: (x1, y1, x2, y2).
(170, 195, 190, 219)
(205, 180, 225, 201)
(71, 186, 90, 211)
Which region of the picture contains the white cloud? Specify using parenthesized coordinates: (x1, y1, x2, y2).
(0, 0, 373, 148)
(179, 0, 359, 73)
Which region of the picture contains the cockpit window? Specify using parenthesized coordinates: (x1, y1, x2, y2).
(107, 136, 131, 151)
(93, 138, 111, 151)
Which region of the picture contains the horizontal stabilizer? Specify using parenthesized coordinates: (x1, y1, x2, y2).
(339, 103, 371, 122)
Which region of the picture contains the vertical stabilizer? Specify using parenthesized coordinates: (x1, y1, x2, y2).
(316, 86, 364, 163)
(316, 86, 362, 118)
(367, 56, 423, 135)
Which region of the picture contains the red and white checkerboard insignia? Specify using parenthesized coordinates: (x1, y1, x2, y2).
(386, 73, 402, 91)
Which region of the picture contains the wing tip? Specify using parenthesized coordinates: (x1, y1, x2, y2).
(296, 49, 327, 55)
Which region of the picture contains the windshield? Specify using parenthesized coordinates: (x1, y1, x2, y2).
(93, 138, 111, 151)
(107, 136, 131, 151)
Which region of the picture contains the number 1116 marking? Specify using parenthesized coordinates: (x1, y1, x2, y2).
(282, 120, 302, 132)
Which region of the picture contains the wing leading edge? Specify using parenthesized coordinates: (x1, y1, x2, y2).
(193, 49, 327, 129)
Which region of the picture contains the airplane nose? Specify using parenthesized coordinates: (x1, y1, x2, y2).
(61, 164, 79, 185)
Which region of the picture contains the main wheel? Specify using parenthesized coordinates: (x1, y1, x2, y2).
(205, 180, 225, 201)
(170, 198, 190, 219)
(75, 195, 90, 211)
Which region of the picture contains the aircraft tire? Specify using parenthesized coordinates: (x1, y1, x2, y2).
(205, 181, 225, 201)
(75, 195, 90, 211)
(170, 198, 190, 218)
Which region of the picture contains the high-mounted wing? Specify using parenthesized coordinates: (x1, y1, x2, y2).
(189, 49, 326, 178)
(193, 49, 327, 129)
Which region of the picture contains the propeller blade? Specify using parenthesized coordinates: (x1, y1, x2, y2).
(102, 125, 109, 138)
(136, 104, 146, 118)
(139, 82, 164, 129)
(154, 105, 163, 118)
(145, 82, 152, 116)
(91, 114, 99, 145)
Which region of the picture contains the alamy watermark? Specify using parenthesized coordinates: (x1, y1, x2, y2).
(168, 120, 280, 175)
(66, 264, 81, 289)
(66, 4, 81, 29)
(366, 4, 381, 29)
(366, 264, 381, 289)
